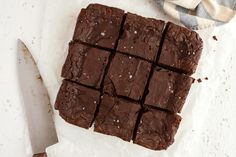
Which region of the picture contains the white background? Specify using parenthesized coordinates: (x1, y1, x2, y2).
(0, 0, 236, 157)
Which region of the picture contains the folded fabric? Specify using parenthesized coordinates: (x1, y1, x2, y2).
(166, 0, 202, 9)
(156, 0, 236, 29)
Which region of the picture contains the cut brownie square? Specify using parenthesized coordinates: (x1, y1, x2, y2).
(104, 53, 152, 100)
(73, 4, 125, 49)
(117, 13, 165, 62)
(145, 67, 193, 113)
(33, 153, 47, 157)
(55, 80, 100, 129)
(94, 94, 141, 141)
(134, 109, 181, 150)
(158, 22, 203, 74)
(61, 42, 110, 89)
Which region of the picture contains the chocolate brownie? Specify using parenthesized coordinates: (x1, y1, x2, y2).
(104, 53, 151, 100)
(61, 42, 110, 89)
(33, 153, 47, 157)
(145, 67, 193, 113)
(73, 4, 125, 49)
(94, 94, 141, 141)
(55, 80, 100, 129)
(134, 109, 181, 150)
(117, 13, 165, 62)
(54, 4, 204, 150)
(158, 22, 203, 74)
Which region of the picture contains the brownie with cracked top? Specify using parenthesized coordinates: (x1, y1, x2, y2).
(117, 13, 165, 62)
(94, 94, 141, 141)
(158, 22, 203, 74)
(55, 80, 100, 129)
(61, 42, 110, 89)
(134, 109, 181, 150)
(73, 4, 125, 49)
(104, 53, 151, 101)
(33, 153, 47, 157)
(145, 67, 193, 113)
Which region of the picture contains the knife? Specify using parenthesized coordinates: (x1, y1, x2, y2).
(17, 40, 58, 157)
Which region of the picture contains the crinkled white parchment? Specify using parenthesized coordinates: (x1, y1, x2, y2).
(36, 0, 236, 157)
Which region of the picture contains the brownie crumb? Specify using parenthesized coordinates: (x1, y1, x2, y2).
(204, 77, 208, 80)
(212, 36, 218, 41)
(36, 74, 42, 80)
(197, 78, 202, 83)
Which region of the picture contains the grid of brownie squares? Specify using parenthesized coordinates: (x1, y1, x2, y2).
(54, 3, 203, 151)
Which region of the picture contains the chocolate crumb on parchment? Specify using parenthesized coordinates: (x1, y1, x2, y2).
(197, 78, 202, 83)
(212, 36, 218, 41)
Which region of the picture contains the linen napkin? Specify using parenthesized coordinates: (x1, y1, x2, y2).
(156, 0, 236, 29)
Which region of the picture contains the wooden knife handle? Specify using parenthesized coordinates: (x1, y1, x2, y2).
(33, 152, 47, 157)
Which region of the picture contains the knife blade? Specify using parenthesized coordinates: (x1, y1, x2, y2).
(17, 39, 58, 155)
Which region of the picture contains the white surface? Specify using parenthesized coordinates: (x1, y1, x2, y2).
(0, 0, 46, 156)
(0, 0, 236, 157)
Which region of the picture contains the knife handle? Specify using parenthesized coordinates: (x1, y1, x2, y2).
(33, 152, 47, 157)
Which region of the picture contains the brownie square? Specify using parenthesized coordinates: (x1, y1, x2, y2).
(117, 13, 165, 62)
(61, 42, 110, 89)
(94, 94, 141, 141)
(158, 22, 203, 74)
(134, 109, 181, 150)
(104, 53, 152, 100)
(73, 4, 125, 49)
(145, 67, 193, 113)
(55, 80, 100, 129)
(33, 153, 47, 157)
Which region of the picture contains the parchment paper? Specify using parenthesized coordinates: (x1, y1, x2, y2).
(37, 0, 236, 156)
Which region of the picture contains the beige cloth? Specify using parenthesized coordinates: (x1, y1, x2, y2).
(156, 0, 236, 29)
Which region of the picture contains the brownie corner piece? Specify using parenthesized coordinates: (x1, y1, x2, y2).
(103, 53, 152, 100)
(117, 12, 165, 61)
(144, 67, 193, 113)
(55, 80, 100, 129)
(134, 109, 181, 150)
(61, 42, 110, 89)
(94, 94, 141, 141)
(158, 22, 203, 74)
(33, 153, 47, 157)
(73, 3, 125, 49)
